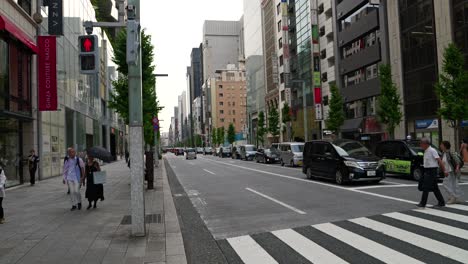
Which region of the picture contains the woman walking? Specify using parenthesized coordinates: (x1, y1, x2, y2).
(28, 149, 39, 185)
(84, 155, 104, 209)
(0, 165, 6, 224)
(440, 141, 463, 204)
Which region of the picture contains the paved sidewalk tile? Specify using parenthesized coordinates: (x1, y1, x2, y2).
(0, 160, 186, 264)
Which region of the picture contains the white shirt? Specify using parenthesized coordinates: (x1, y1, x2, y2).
(442, 153, 453, 173)
(424, 146, 440, 168)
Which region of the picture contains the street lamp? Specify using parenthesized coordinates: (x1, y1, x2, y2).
(291, 79, 309, 142)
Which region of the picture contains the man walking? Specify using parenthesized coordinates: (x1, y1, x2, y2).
(28, 149, 39, 185)
(63, 148, 85, 211)
(418, 138, 447, 208)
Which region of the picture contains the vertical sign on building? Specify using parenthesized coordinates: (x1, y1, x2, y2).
(38, 36, 58, 111)
(310, 0, 323, 120)
(43, 0, 64, 36)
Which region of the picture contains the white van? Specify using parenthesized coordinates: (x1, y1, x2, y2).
(279, 142, 305, 167)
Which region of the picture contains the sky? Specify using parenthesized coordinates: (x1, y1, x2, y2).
(140, 0, 244, 133)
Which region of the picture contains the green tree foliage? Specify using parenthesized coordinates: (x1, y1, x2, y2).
(227, 123, 236, 146)
(436, 43, 468, 148)
(217, 127, 225, 146)
(377, 64, 403, 139)
(211, 126, 217, 147)
(194, 134, 203, 147)
(282, 103, 292, 141)
(108, 29, 162, 146)
(326, 84, 345, 135)
(268, 107, 280, 142)
(257, 111, 266, 147)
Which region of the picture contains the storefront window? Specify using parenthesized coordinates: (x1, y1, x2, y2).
(0, 39, 7, 110)
(0, 119, 21, 187)
(4, 44, 32, 116)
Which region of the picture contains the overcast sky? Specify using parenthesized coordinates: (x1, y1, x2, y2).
(140, 0, 244, 133)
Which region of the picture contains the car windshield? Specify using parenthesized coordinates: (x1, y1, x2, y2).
(406, 141, 425, 154)
(333, 141, 372, 157)
(291, 144, 304, 152)
(187, 149, 195, 153)
(245, 146, 256, 151)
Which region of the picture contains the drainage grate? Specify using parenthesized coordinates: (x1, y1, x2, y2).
(120, 214, 163, 225)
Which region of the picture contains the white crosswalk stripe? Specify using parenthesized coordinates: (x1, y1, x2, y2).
(222, 206, 468, 264)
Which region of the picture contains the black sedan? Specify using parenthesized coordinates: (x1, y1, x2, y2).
(255, 148, 280, 164)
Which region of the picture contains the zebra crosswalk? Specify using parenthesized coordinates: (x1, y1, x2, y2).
(218, 204, 468, 264)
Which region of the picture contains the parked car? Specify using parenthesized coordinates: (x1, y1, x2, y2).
(240, 145, 257, 161)
(374, 139, 443, 181)
(303, 139, 385, 185)
(220, 147, 232, 158)
(175, 148, 184, 156)
(271, 143, 279, 150)
(196, 147, 204, 154)
(204, 147, 213, 155)
(279, 142, 305, 167)
(255, 148, 280, 164)
(214, 148, 221, 156)
(185, 148, 197, 160)
(232, 146, 240, 159)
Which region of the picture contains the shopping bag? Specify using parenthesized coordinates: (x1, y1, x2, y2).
(93, 171, 107, 184)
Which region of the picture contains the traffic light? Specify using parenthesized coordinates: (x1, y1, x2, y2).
(78, 35, 99, 74)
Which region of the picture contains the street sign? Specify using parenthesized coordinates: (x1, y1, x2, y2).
(43, 0, 64, 36)
(78, 35, 99, 74)
(152, 117, 159, 131)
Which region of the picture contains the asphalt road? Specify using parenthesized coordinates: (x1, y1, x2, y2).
(165, 153, 468, 264)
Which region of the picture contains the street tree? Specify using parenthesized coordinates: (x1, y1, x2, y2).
(211, 126, 217, 147)
(108, 29, 162, 146)
(436, 43, 468, 149)
(377, 64, 403, 139)
(218, 127, 225, 146)
(268, 107, 280, 143)
(194, 134, 203, 147)
(257, 111, 266, 147)
(282, 103, 292, 141)
(326, 83, 345, 136)
(227, 123, 236, 147)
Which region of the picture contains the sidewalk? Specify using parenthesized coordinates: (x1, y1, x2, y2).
(0, 160, 186, 264)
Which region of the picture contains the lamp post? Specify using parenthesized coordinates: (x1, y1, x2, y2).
(291, 80, 309, 142)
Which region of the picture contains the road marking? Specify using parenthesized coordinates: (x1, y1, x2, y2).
(246, 188, 307, 215)
(352, 182, 468, 190)
(203, 169, 216, 175)
(314, 223, 423, 264)
(200, 157, 419, 204)
(227, 236, 278, 264)
(447, 204, 468, 212)
(414, 208, 468, 223)
(381, 180, 405, 185)
(351, 217, 468, 263)
(272, 229, 348, 264)
(384, 212, 468, 239)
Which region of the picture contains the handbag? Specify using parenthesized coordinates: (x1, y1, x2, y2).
(93, 171, 107, 184)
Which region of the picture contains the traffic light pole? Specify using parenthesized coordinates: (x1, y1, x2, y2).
(127, 0, 146, 237)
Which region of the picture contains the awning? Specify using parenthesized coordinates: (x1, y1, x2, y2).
(340, 118, 363, 132)
(0, 15, 38, 54)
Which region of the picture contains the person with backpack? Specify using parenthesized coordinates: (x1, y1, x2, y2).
(440, 141, 463, 204)
(0, 165, 6, 224)
(63, 147, 85, 211)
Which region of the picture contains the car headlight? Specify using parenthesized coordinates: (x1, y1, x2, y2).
(344, 161, 363, 170)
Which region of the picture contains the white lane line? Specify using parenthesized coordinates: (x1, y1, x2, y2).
(203, 169, 216, 175)
(381, 180, 407, 185)
(272, 229, 348, 264)
(384, 212, 468, 239)
(353, 182, 468, 190)
(246, 188, 307, 215)
(351, 217, 468, 263)
(200, 157, 419, 204)
(314, 223, 423, 264)
(414, 208, 468, 223)
(227, 236, 278, 264)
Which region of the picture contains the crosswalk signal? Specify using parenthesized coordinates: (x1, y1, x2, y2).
(78, 35, 99, 74)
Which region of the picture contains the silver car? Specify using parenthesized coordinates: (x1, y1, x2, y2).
(185, 148, 197, 160)
(279, 142, 305, 167)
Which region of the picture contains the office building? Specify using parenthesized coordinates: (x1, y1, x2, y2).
(332, 0, 389, 144)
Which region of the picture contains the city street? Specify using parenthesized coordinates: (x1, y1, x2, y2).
(165, 153, 468, 264)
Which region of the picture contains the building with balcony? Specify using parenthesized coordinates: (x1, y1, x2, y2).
(332, 0, 389, 144)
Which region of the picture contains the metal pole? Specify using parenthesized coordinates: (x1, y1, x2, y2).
(303, 81, 308, 142)
(127, 0, 145, 237)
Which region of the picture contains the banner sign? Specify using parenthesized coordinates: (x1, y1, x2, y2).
(38, 36, 58, 111)
(461, 120, 468, 127)
(315, 104, 323, 120)
(415, 119, 439, 130)
(44, 0, 64, 36)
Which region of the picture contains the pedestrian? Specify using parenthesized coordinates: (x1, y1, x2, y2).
(440, 141, 463, 204)
(461, 138, 468, 164)
(417, 138, 447, 208)
(0, 164, 6, 224)
(84, 155, 104, 209)
(62, 147, 85, 211)
(28, 149, 39, 185)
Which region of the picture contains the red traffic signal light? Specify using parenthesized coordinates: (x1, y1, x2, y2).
(79, 36, 96, 52)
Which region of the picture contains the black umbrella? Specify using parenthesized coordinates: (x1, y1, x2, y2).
(87, 147, 113, 162)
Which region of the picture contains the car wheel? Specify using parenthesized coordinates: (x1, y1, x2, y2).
(306, 168, 315, 180)
(335, 170, 345, 185)
(413, 168, 423, 181)
(281, 159, 285, 167)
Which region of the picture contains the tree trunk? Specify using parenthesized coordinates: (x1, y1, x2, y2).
(454, 122, 460, 152)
